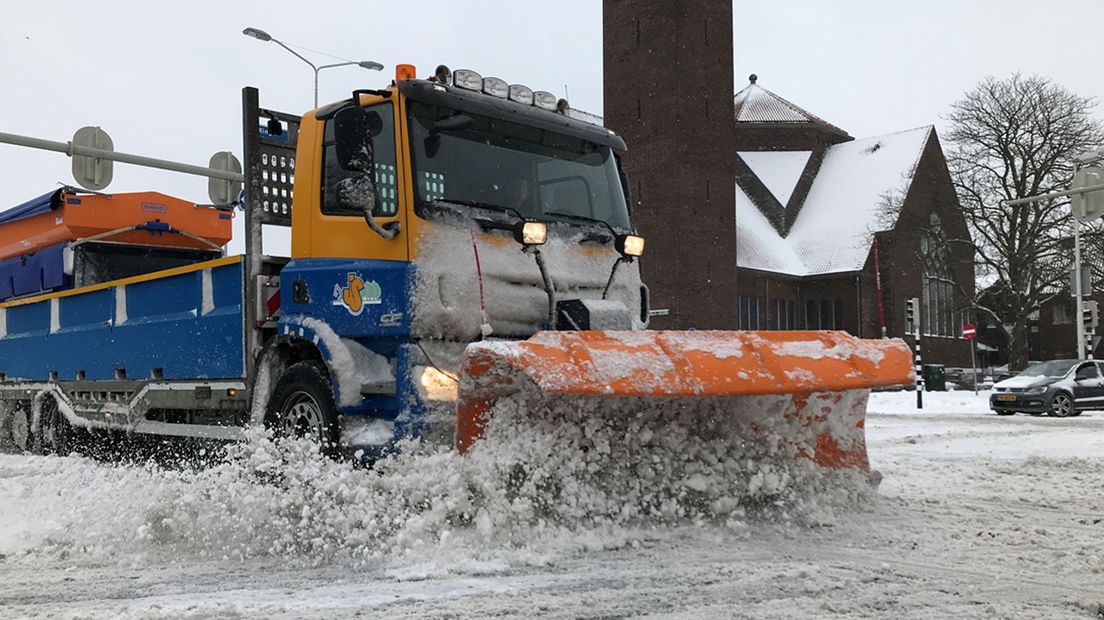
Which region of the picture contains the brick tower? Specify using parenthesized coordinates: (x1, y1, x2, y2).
(603, 0, 737, 329)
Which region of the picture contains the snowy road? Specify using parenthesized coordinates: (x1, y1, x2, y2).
(3, 391, 1104, 619)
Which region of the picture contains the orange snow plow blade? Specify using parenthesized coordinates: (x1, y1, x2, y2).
(456, 331, 913, 471)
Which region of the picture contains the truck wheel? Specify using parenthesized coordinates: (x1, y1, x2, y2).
(267, 361, 340, 456)
(34, 398, 75, 456)
(0, 402, 12, 451)
(9, 402, 32, 453)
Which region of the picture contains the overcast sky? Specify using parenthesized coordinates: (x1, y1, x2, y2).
(3, 1, 1103, 253)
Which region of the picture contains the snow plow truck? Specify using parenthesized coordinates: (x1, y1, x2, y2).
(0, 64, 913, 471)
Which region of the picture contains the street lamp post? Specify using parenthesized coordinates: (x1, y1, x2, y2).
(242, 27, 383, 107)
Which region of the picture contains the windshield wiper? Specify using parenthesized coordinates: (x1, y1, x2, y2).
(543, 211, 619, 242)
(428, 197, 523, 219)
(431, 198, 524, 221)
(429, 198, 531, 236)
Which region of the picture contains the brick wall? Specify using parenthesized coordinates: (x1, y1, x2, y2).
(604, 0, 738, 329)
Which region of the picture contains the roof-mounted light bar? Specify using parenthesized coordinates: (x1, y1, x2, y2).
(533, 90, 558, 111)
(508, 84, 534, 105)
(482, 76, 509, 98)
(454, 69, 483, 91)
(441, 67, 570, 113)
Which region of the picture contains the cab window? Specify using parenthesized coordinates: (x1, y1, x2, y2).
(321, 102, 397, 217)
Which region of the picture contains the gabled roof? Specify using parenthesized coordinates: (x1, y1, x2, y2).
(733, 76, 850, 139)
(737, 126, 934, 276)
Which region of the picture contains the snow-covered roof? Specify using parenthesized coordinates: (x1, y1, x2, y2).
(738, 151, 811, 207)
(737, 126, 933, 276)
(733, 78, 849, 138)
(735, 184, 806, 275)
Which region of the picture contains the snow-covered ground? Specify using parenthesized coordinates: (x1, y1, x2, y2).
(2, 390, 1104, 619)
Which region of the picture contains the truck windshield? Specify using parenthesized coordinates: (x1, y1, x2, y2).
(407, 100, 631, 231)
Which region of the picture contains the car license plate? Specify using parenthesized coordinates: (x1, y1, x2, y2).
(997, 395, 1017, 402)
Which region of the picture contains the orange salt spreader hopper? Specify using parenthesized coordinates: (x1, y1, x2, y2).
(0, 189, 232, 261)
(455, 330, 914, 472)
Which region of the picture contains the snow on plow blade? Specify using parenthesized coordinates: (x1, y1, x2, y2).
(455, 331, 913, 471)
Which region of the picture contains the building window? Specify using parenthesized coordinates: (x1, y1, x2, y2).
(920, 214, 958, 337)
(802, 298, 841, 330)
(771, 299, 796, 330)
(1053, 303, 1073, 325)
(819, 300, 831, 330)
(738, 295, 760, 330)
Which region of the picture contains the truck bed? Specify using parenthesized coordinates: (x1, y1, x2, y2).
(0, 256, 243, 382)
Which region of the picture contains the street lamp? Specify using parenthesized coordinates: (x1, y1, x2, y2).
(242, 27, 383, 108)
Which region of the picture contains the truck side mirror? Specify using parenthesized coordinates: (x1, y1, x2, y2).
(333, 107, 398, 240)
(333, 107, 381, 172)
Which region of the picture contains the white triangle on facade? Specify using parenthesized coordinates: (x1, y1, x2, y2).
(738, 151, 811, 207)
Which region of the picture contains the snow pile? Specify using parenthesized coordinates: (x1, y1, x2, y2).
(868, 389, 996, 415)
(0, 393, 876, 567)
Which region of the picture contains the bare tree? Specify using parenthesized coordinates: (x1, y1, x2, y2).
(945, 74, 1104, 370)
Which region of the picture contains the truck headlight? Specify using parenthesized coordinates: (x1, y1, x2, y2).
(417, 366, 459, 401)
(616, 234, 645, 257)
(513, 220, 547, 246)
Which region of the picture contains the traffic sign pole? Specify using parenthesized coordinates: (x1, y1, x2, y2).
(962, 322, 978, 395)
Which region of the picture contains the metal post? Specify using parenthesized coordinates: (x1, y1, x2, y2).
(0, 131, 243, 183)
(1004, 182, 1104, 206)
(915, 325, 923, 409)
(1075, 216, 1085, 360)
(970, 337, 978, 396)
(242, 87, 263, 385)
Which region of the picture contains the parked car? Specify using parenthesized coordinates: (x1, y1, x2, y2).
(990, 360, 1104, 417)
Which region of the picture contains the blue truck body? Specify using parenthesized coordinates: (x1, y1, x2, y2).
(0, 257, 245, 381)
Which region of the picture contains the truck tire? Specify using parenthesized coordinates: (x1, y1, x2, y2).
(267, 361, 340, 456)
(9, 402, 32, 453)
(34, 397, 75, 456)
(0, 402, 15, 452)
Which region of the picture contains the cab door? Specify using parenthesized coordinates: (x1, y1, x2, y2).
(1071, 362, 1104, 410)
(309, 98, 408, 262)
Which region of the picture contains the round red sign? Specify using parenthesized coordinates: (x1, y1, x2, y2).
(962, 323, 976, 340)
